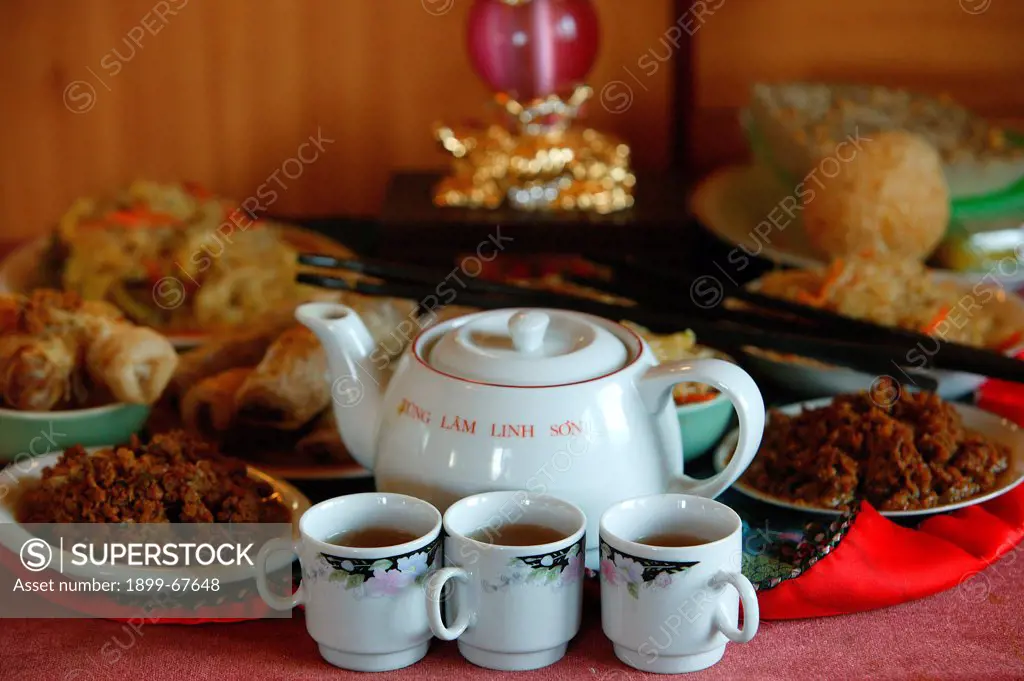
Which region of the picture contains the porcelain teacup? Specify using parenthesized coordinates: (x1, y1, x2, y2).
(255, 493, 442, 672)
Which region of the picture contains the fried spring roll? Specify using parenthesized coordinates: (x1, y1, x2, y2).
(295, 410, 348, 463)
(180, 367, 253, 436)
(86, 326, 178, 404)
(234, 327, 329, 430)
(0, 293, 26, 334)
(169, 314, 297, 399)
(0, 335, 76, 411)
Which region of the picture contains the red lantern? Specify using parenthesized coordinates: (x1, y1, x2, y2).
(466, 0, 600, 104)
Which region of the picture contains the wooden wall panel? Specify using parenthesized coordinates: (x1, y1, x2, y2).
(690, 0, 1024, 175)
(0, 0, 673, 241)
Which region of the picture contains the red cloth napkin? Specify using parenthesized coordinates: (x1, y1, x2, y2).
(757, 375, 1024, 620)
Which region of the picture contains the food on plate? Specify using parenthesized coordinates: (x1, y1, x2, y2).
(173, 324, 336, 459)
(166, 295, 416, 468)
(17, 431, 290, 523)
(0, 335, 77, 411)
(234, 326, 330, 429)
(754, 254, 1022, 350)
(801, 131, 949, 260)
(168, 312, 297, 400)
(742, 384, 1010, 511)
(621, 321, 722, 405)
(181, 367, 253, 434)
(295, 411, 346, 462)
(747, 82, 1024, 200)
(0, 290, 177, 410)
(44, 180, 353, 332)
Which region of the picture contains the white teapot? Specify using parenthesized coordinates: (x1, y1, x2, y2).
(297, 304, 765, 569)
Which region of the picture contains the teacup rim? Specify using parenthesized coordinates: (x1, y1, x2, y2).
(599, 493, 741, 560)
(299, 492, 443, 558)
(443, 490, 587, 554)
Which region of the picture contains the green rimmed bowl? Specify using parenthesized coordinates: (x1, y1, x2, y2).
(0, 403, 151, 462)
(677, 392, 734, 462)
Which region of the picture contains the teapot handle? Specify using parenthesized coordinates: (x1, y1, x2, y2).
(636, 358, 765, 498)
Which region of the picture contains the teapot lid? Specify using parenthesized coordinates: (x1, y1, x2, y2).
(426, 309, 630, 386)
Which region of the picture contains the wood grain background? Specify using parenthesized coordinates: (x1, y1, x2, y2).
(1, 0, 1021, 242)
(0, 0, 674, 241)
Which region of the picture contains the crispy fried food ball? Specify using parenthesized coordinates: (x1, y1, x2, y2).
(802, 131, 950, 261)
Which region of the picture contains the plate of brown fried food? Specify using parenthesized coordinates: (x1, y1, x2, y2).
(0, 431, 309, 584)
(0, 180, 359, 349)
(713, 384, 1024, 518)
(154, 295, 418, 480)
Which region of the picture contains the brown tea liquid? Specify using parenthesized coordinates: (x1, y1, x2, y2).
(469, 523, 567, 546)
(634, 532, 709, 547)
(325, 526, 420, 548)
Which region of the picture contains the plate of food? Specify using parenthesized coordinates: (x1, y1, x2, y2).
(736, 253, 1024, 399)
(0, 431, 311, 584)
(0, 289, 180, 459)
(690, 164, 1024, 288)
(713, 386, 1024, 518)
(0, 181, 358, 349)
(156, 294, 419, 480)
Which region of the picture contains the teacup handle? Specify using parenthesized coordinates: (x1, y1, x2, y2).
(710, 571, 759, 643)
(636, 358, 765, 498)
(255, 538, 306, 611)
(425, 567, 472, 640)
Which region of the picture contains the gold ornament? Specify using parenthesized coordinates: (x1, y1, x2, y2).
(433, 86, 635, 214)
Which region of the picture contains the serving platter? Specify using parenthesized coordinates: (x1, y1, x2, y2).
(0, 450, 311, 584)
(690, 164, 1024, 288)
(713, 397, 1024, 518)
(0, 226, 356, 350)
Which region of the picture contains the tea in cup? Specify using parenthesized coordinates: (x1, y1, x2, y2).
(425, 491, 587, 671)
(256, 493, 442, 671)
(600, 494, 759, 674)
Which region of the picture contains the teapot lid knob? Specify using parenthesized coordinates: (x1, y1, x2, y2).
(509, 310, 550, 355)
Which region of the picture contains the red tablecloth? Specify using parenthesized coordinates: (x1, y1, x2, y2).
(2, 547, 1021, 681)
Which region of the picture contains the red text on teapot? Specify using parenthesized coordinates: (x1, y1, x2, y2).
(440, 415, 477, 434)
(549, 420, 586, 437)
(491, 424, 535, 438)
(397, 398, 431, 425)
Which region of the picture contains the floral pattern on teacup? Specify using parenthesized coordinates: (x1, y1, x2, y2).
(481, 539, 585, 593)
(307, 535, 441, 598)
(599, 539, 697, 600)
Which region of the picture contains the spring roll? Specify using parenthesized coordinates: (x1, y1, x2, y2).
(180, 367, 253, 436)
(234, 327, 330, 430)
(169, 313, 297, 399)
(295, 410, 349, 463)
(0, 293, 26, 334)
(0, 335, 76, 411)
(86, 326, 178, 404)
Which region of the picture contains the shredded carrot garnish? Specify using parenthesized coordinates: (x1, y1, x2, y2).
(797, 258, 846, 307)
(995, 330, 1024, 353)
(107, 208, 177, 228)
(922, 305, 951, 335)
(675, 392, 719, 406)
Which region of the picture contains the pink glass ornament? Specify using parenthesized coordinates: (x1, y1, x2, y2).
(467, 0, 600, 102)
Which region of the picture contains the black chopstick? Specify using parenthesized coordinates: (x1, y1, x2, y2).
(586, 260, 1024, 378)
(296, 272, 1024, 385)
(298, 252, 584, 308)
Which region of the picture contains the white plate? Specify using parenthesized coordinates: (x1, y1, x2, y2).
(735, 274, 1024, 400)
(713, 397, 1024, 518)
(690, 165, 1024, 288)
(0, 450, 311, 584)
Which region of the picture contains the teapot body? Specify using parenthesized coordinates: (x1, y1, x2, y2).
(372, 341, 682, 570)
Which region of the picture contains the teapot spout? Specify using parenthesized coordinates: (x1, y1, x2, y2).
(296, 302, 384, 471)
